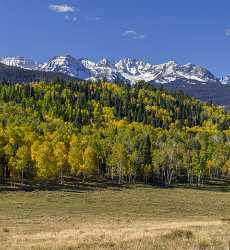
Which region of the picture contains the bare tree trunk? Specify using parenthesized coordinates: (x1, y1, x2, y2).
(60, 168, 63, 185)
(82, 175, 86, 183)
(21, 169, 24, 185)
(111, 167, 114, 181)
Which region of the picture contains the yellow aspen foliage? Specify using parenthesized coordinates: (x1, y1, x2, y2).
(68, 136, 83, 176)
(223, 160, 230, 175)
(31, 141, 57, 179)
(82, 146, 98, 177)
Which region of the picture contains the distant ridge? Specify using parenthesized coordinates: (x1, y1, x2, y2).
(0, 63, 76, 83)
(2, 55, 230, 107)
(0, 55, 222, 84)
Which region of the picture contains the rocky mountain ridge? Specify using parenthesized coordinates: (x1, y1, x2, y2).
(0, 55, 224, 85)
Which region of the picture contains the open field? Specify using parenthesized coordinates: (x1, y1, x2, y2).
(0, 184, 230, 250)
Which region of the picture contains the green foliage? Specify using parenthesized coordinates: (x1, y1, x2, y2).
(0, 80, 229, 185)
(0, 63, 75, 83)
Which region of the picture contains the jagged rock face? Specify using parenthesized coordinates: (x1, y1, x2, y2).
(97, 58, 114, 68)
(38, 55, 220, 85)
(0, 55, 222, 85)
(41, 55, 91, 79)
(41, 56, 128, 83)
(2, 55, 230, 108)
(115, 59, 218, 84)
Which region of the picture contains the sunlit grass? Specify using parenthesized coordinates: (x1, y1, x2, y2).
(0, 184, 229, 249)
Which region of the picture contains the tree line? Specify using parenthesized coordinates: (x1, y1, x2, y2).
(0, 80, 230, 186)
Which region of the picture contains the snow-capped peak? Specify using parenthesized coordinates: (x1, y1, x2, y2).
(114, 59, 218, 84)
(0, 56, 38, 70)
(97, 58, 113, 68)
(41, 55, 91, 79)
(154, 61, 218, 83)
(79, 58, 96, 69)
(0, 54, 223, 85)
(115, 58, 152, 76)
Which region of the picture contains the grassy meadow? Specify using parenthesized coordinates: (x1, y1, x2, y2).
(1, 81, 230, 249)
(0, 182, 230, 250)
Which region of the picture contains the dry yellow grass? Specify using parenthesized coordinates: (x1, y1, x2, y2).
(0, 185, 229, 249)
(1, 220, 230, 250)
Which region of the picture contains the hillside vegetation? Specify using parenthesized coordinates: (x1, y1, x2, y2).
(0, 80, 230, 186)
(0, 63, 75, 83)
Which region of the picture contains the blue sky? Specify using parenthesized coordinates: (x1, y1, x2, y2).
(1, 0, 230, 76)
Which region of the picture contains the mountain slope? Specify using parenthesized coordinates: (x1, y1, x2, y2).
(41, 55, 128, 83)
(35, 55, 230, 107)
(0, 63, 76, 83)
(221, 76, 230, 85)
(41, 55, 91, 79)
(151, 80, 230, 108)
(38, 55, 219, 85)
(115, 59, 219, 84)
(1, 55, 230, 107)
(0, 56, 38, 70)
(0, 55, 222, 85)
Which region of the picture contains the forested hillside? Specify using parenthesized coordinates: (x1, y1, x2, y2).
(0, 80, 230, 187)
(0, 63, 76, 83)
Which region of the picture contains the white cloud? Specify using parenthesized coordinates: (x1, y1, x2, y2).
(122, 30, 145, 40)
(49, 4, 75, 13)
(225, 29, 230, 36)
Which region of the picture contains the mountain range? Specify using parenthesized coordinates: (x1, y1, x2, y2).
(0, 60, 75, 84)
(1, 55, 230, 107)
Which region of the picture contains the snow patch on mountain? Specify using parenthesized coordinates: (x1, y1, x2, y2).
(41, 56, 127, 83)
(115, 59, 218, 84)
(220, 76, 230, 85)
(0, 55, 224, 85)
(41, 55, 91, 79)
(0, 56, 38, 70)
